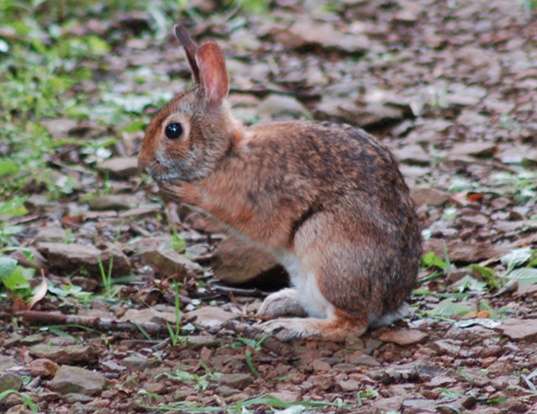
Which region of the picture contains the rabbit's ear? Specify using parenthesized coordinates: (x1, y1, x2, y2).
(173, 24, 200, 83)
(195, 41, 229, 106)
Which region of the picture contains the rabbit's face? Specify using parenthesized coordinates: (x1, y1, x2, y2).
(138, 89, 234, 183)
(138, 26, 233, 183)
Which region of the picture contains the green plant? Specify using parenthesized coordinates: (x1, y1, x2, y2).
(167, 281, 184, 346)
(0, 389, 38, 413)
(231, 335, 269, 377)
(0, 256, 35, 302)
(97, 257, 116, 298)
(356, 387, 378, 406)
(170, 231, 186, 253)
(160, 366, 221, 392)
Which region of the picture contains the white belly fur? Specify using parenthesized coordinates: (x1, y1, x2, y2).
(276, 252, 334, 319)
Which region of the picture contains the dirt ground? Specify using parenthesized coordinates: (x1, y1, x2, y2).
(1, 0, 537, 413)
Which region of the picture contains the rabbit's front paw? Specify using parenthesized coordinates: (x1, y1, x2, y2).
(258, 318, 321, 341)
(257, 288, 306, 319)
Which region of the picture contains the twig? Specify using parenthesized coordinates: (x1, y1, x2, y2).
(15, 310, 168, 335)
(210, 283, 269, 298)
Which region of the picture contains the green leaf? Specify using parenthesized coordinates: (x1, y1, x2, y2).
(421, 251, 449, 271)
(451, 275, 486, 293)
(0, 158, 19, 177)
(501, 248, 532, 270)
(2, 266, 31, 291)
(0, 197, 28, 218)
(171, 232, 186, 253)
(0, 256, 18, 278)
(470, 264, 501, 290)
(429, 299, 472, 318)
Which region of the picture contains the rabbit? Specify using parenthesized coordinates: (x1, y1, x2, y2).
(138, 25, 422, 341)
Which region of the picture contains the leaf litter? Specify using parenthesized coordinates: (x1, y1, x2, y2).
(1, 0, 537, 413)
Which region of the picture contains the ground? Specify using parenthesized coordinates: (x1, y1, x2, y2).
(1, 0, 537, 413)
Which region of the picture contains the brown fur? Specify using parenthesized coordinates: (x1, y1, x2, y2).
(138, 28, 422, 341)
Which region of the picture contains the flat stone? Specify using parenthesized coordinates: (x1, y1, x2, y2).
(411, 188, 451, 207)
(372, 396, 404, 412)
(121, 305, 177, 325)
(62, 393, 94, 403)
(0, 356, 17, 371)
(97, 157, 139, 178)
(312, 359, 331, 371)
(337, 378, 360, 392)
(499, 319, 537, 340)
(0, 373, 22, 392)
(185, 306, 237, 330)
(346, 351, 380, 367)
(87, 194, 137, 211)
(29, 344, 97, 365)
(142, 247, 202, 279)
(34, 227, 67, 243)
(402, 399, 438, 412)
(258, 95, 309, 119)
(378, 328, 428, 346)
(185, 335, 220, 348)
(218, 373, 252, 388)
(37, 242, 131, 276)
(29, 358, 59, 378)
(122, 353, 159, 370)
(49, 365, 106, 396)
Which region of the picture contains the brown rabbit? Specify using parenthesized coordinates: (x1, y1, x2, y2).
(138, 25, 422, 341)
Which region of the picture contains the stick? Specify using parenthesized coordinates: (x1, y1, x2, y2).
(15, 310, 168, 335)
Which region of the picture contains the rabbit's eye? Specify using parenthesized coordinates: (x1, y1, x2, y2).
(165, 122, 183, 139)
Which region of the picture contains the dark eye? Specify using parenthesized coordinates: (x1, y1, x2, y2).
(165, 122, 183, 139)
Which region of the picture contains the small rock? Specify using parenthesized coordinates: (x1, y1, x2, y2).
(37, 242, 131, 276)
(432, 340, 461, 356)
(312, 359, 331, 372)
(185, 306, 237, 330)
(0, 356, 17, 371)
(451, 142, 496, 157)
(5, 404, 32, 414)
(49, 365, 106, 396)
(29, 358, 59, 378)
(337, 378, 360, 392)
(274, 18, 367, 54)
(378, 328, 428, 346)
(411, 188, 451, 207)
(87, 194, 137, 211)
(499, 319, 537, 340)
(395, 144, 430, 165)
(372, 396, 404, 412)
(62, 393, 94, 403)
(41, 118, 78, 139)
(0, 373, 22, 392)
(34, 226, 67, 243)
(402, 399, 437, 412)
(185, 335, 220, 348)
(217, 385, 240, 397)
(122, 353, 159, 370)
(218, 373, 252, 388)
(121, 305, 177, 325)
(258, 95, 309, 119)
(347, 351, 380, 367)
(29, 344, 96, 365)
(270, 390, 301, 402)
(142, 247, 202, 279)
(97, 157, 139, 178)
(143, 382, 165, 394)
